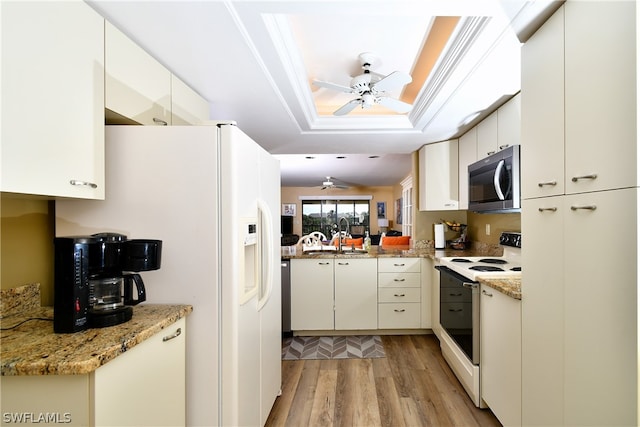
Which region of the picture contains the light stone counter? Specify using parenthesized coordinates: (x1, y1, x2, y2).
(1, 284, 192, 376)
(478, 277, 522, 300)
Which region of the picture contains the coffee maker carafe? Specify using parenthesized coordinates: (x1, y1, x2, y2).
(54, 233, 162, 333)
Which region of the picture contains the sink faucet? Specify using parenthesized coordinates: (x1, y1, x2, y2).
(338, 216, 349, 252)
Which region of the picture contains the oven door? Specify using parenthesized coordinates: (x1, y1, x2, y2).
(436, 265, 480, 365)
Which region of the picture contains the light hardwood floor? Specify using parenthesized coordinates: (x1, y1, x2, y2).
(266, 334, 501, 426)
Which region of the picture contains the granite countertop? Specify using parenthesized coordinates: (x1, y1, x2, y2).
(478, 277, 522, 300)
(281, 244, 484, 260)
(1, 303, 193, 376)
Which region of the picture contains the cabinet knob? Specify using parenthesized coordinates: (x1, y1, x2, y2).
(69, 179, 97, 189)
(162, 327, 182, 342)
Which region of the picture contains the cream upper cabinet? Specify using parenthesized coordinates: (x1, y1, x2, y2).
(564, 1, 636, 193)
(480, 286, 521, 427)
(522, 1, 636, 199)
(171, 75, 210, 125)
(457, 127, 477, 210)
(497, 93, 520, 149)
(521, 5, 565, 199)
(105, 21, 172, 126)
(335, 258, 378, 330)
(419, 140, 459, 211)
(1, 1, 105, 199)
(476, 111, 498, 159)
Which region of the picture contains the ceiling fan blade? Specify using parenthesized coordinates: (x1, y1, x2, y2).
(313, 80, 353, 93)
(377, 96, 413, 113)
(372, 71, 412, 93)
(333, 99, 361, 116)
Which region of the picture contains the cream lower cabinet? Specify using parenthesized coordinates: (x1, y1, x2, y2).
(480, 285, 521, 427)
(1, 318, 186, 427)
(1, 1, 105, 199)
(522, 189, 638, 426)
(290, 259, 334, 330)
(291, 258, 377, 331)
(378, 258, 421, 329)
(335, 259, 378, 330)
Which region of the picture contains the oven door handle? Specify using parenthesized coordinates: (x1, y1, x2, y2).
(463, 282, 478, 289)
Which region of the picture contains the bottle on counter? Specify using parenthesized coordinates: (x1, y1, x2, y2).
(364, 231, 372, 251)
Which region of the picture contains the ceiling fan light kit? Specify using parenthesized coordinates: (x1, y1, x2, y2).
(313, 52, 413, 116)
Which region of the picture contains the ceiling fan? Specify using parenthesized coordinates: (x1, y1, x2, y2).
(320, 176, 349, 190)
(313, 52, 413, 116)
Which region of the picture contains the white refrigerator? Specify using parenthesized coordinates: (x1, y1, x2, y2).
(55, 124, 282, 427)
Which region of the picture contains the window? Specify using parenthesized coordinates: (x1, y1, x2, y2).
(301, 199, 370, 238)
(401, 176, 413, 237)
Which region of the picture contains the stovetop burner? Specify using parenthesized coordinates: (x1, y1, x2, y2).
(451, 258, 473, 263)
(478, 258, 508, 264)
(469, 265, 505, 272)
(511, 267, 521, 271)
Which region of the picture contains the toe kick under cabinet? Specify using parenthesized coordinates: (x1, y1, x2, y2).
(377, 258, 421, 329)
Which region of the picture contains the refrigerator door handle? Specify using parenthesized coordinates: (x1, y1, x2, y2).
(257, 198, 273, 311)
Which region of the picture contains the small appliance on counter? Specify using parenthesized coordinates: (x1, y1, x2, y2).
(53, 233, 161, 333)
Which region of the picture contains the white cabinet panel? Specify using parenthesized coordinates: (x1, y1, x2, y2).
(290, 259, 334, 330)
(171, 75, 210, 125)
(335, 258, 377, 330)
(1, 1, 104, 199)
(497, 93, 520, 149)
(419, 140, 459, 211)
(458, 127, 477, 210)
(476, 111, 498, 159)
(106, 21, 172, 126)
(378, 303, 420, 329)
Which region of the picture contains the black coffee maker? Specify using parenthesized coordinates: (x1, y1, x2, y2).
(53, 233, 162, 333)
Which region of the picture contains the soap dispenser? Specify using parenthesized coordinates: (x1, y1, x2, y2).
(364, 231, 372, 251)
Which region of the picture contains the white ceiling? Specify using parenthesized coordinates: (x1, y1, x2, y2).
(88, 0, 561, 188)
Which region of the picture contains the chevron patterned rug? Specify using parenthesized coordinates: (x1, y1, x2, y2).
(282, 335, 386, 360)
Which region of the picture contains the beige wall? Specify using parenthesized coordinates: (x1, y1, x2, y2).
(1, 194, 55, 306)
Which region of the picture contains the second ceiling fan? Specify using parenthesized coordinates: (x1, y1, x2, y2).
(313, 52, 413, 116)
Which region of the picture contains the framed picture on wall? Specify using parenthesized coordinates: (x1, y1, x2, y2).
(377, 202, 386, 219)
(282, 203, 296, 216)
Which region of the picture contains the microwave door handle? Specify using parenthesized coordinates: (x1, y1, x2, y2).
(493, 159, 506, 201)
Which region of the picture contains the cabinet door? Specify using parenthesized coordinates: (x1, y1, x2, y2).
(420, 258, 432, 329)
(521, 196, 564, 426)
(105, 22, 172, 126)
(458, 127, 477, 210)
(290, 259, 334, 330)
(520, 5, 565, 199)
(171, 75, 210, 125)
(480, 285, 521, 427)
(563, 189, 637, 426)
(476, 111, 497, 159)
(565, 1, 637, 193)
(335, 258, 377, 330)
(418, 140, 459, 211)
(497, 93, 520, 149)
(1, 1, 104, 199)
(93, 318, 186, 426)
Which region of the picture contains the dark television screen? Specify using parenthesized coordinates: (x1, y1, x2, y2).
(281, 216, 293, 234)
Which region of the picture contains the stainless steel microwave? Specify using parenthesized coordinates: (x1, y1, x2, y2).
(468, 145, 520, 213)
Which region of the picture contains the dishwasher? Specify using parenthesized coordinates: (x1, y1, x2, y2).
(281, 259, 291, 337)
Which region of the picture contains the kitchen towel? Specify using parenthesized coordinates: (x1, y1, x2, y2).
(281, 335, 386, 360)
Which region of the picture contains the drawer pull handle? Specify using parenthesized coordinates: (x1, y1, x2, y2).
(393, 278, 406, 282)
(449, 309, 463, 312)
(69, 179, 97, 189)
(571, 173, 597, 182)
(393, 263, 405, 267)
(163, 327, 182, 342)
(570, 205, 597, 211)
(537, 180, 557, 187)
(394, 309, 406, 313)
(394, 293, 406, 297)
(450, 293, 463, 296)
(153, 117, 168, 126)
(338, 262, 349, 266)
(499, 145, 509, 150)
(538, 207, 558, 212)
(487, 151, 495, 156)
(482, 290, 493, 297)
(318, 262, 331, 265)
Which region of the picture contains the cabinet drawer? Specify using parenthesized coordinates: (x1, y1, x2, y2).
(378, 272, 421, 288)
(378, 303, 421, 329)
(378, 287, 420, 303)
(378, 257, 420, 273)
